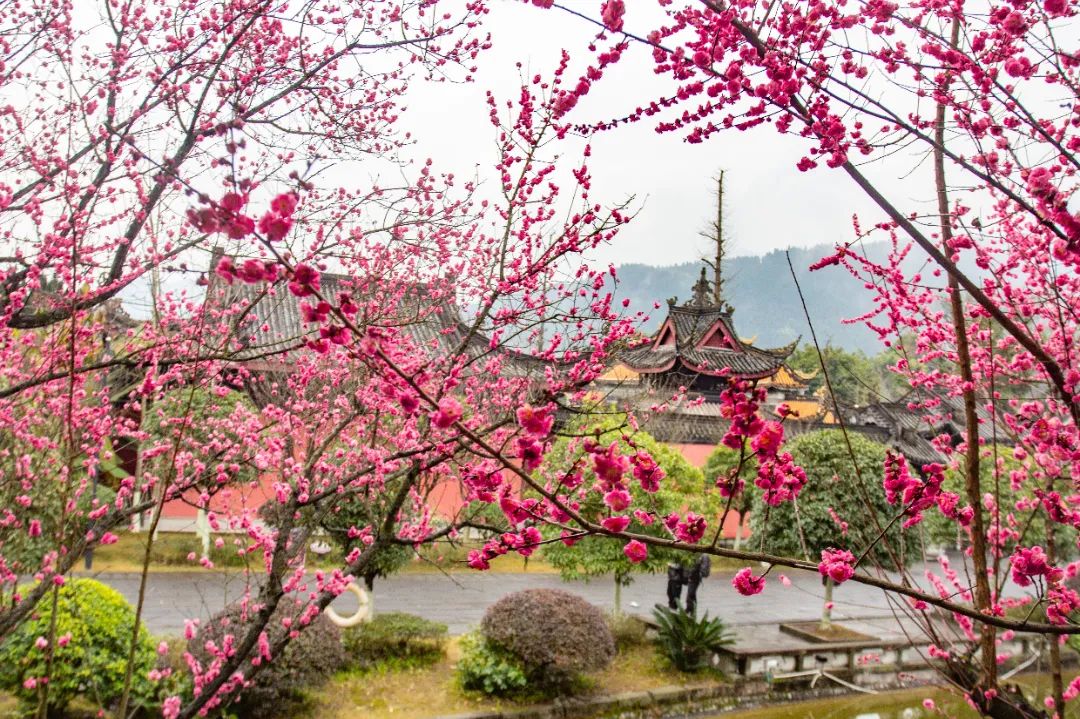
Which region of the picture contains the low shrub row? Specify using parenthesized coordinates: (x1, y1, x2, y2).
(0, 578, 160, 716)
(0, 580, 735, 717)
(0, 579, 448, 718)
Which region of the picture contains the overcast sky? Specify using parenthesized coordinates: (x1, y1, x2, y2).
(397, 1, 924, 268)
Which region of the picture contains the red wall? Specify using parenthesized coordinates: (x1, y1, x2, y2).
(668, 442, 751, 540)
(160, 441, 748, 540)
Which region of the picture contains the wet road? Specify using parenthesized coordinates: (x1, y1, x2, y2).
(89, 565, 913, 636)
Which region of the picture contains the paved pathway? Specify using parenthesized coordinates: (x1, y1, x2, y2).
(89, 565, 911, 636)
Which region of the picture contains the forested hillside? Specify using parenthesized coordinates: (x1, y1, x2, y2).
(613, 242, 946, 354)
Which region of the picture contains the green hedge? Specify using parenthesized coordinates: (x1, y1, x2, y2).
(0, 578, 159, 715)
(343, 612, 447, 669)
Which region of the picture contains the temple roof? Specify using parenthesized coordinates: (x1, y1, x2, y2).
(212, 267, 544, 378)
(619, 267, 796, 380)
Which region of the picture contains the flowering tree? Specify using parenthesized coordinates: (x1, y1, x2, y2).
(7, 1, 1080, 718)
(0, 2, 646, 717)
(492, 1, 1080, 717)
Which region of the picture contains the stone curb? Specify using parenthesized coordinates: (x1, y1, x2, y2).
(432, 672, 937, 719)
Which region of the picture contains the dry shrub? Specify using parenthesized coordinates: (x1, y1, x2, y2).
(480, 588, 615, 689)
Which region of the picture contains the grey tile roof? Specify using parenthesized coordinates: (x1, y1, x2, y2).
(679, 347, 788, 377)
(216, 271, 544, 378)
(619, 304, 793, 378)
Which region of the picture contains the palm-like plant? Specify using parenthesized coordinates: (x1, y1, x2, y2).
(651, 605, 735, 672)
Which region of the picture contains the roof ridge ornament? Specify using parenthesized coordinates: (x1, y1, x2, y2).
(687, 266, 713, 309)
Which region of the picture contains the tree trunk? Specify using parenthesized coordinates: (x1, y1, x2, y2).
(364, 574, 376, 621)
(613, 577, 623, 616)
(933, 16, 995, 695)
(1046, 526, 1064, 718)
(820, 577, 833, 631)
(195, 508, 211, 558)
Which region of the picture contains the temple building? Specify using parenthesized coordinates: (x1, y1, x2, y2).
(620, 268, 802, 400)
(598, 267, 824, 454)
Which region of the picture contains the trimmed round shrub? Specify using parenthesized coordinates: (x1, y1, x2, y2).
(188, 600, 347, 718)
(0, 578, 159, 716)
(480, 589, 614, 689)
(343, 612, 447, 669)
(456, 632, 527, 696)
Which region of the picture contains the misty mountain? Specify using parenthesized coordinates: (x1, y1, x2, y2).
(613, 242, 950, 355)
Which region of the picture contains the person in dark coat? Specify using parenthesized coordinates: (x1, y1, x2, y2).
(684, 555, 711, 615)
(666, 562, 686, 610)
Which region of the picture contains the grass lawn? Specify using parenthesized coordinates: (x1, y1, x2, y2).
(0, 642, 709, 719)
(305, 639, 715, 719)
(73, 531, 562, 574)
(74, 532, 749, 575)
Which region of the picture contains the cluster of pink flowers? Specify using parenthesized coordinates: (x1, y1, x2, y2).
(754, 452, 807, 506)
(600, 0, 624, 33)
(1046, 585, 1080, 625)
(516, 436, 545, 470)
(1010, 546, 1063, 587)
(499, 487, 539, 525)
(258, 192, 298, 242)
(588, 440, 630, 486)
(467, 527, 544, 569)
(732, 567, 765, 596)
(189, 191, 298, 243)
(666, 512, 706, 544)
(631, 450, 665, 492)
(601, 515, 630, 532)
(516, 404, 554, 437)
(718, 382, 766, 449)
(623, 539, 648, 563)
(882, 453, 971, 529)
(749, 421, 784, 459)
(188, 192, 256, 239)
(882, 451, 913, 505)
(431, 397, 463, 429)
(1036, 489, 1080, 528)
(818, 548, 856, 584)
(715, 382, 809, 507)
(215, 257, 280, 285)
(287, 264, 320, 297)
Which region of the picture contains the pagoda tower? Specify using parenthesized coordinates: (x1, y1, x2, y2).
(619, 267, 803, 401)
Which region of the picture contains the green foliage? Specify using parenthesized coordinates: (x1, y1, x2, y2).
(788, 343, 883, 406)
(0, 578, 159, 716)
(651, 605, 734, 672)
(456, 632, 528, 697)
(749, 430, 900, 566)
(480, 589, 615, 690)
(319, 490, 415, 587)
(605, 611, 648, 650)
(702, 445, 757, 487)
(343, 612, 447, 670)
(921, 447, 1077, 558)
(188, 602, 347, 718)
(0, 483, 117, 576)
(540, 413, 712, 588)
